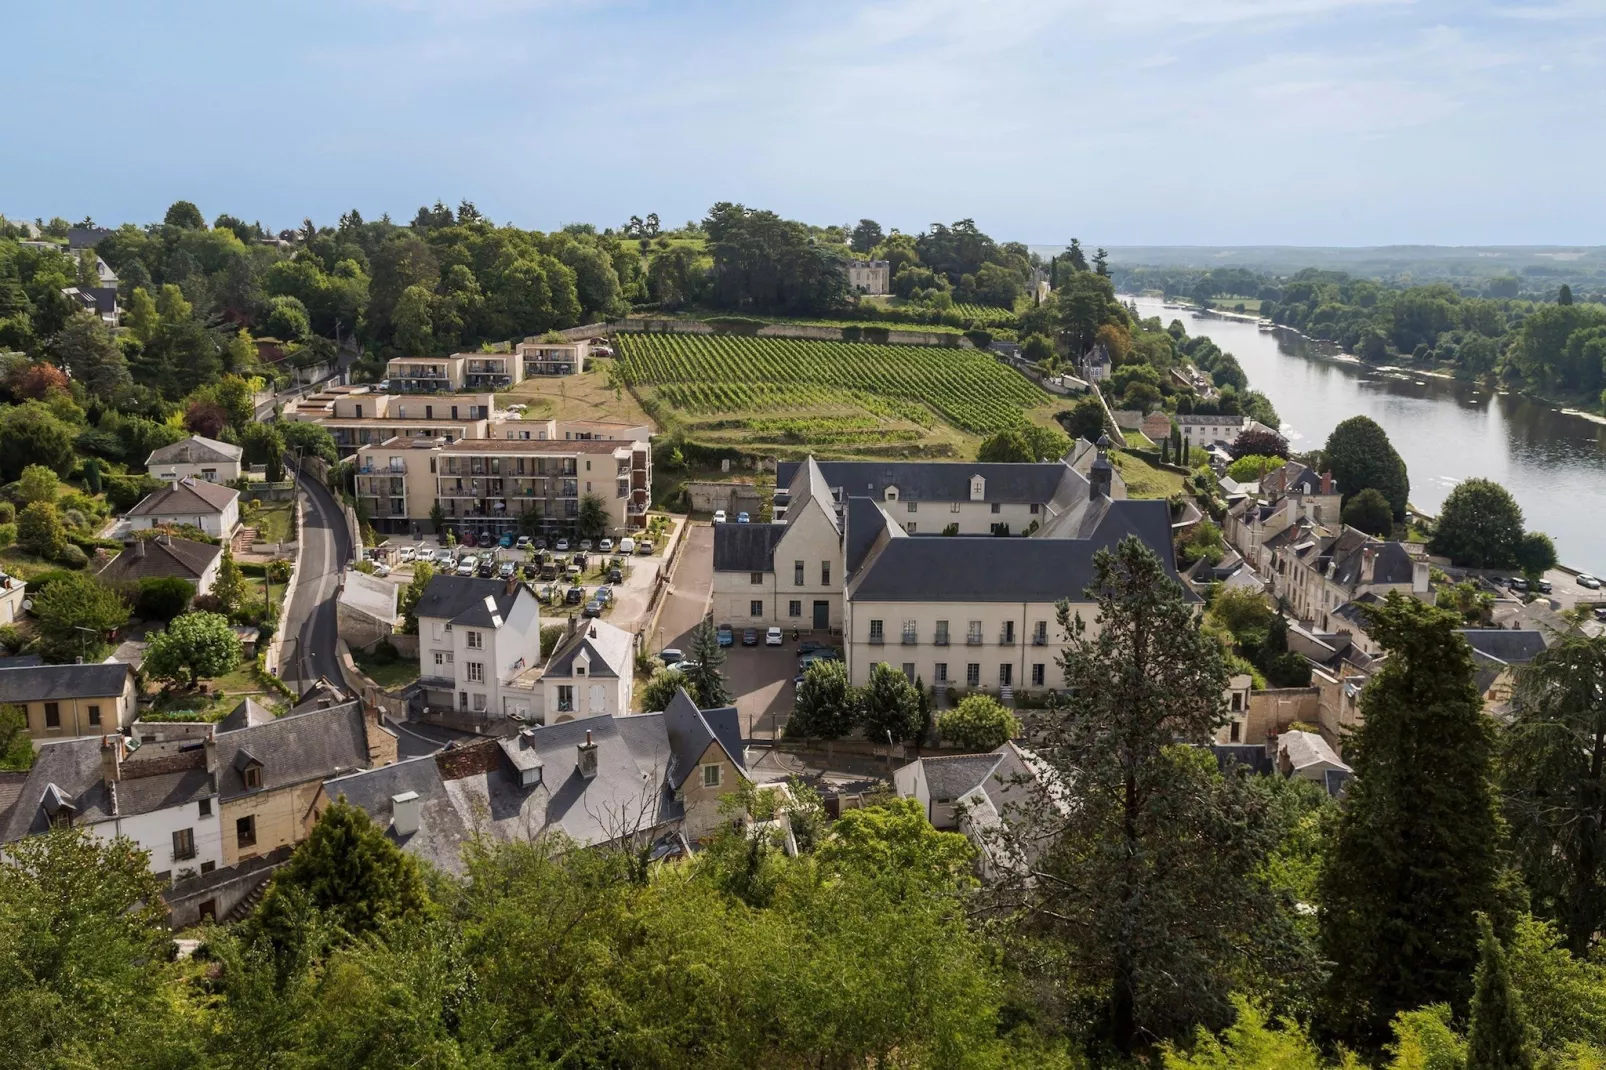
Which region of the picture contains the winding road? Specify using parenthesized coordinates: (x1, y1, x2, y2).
(276, 464, 352, 692)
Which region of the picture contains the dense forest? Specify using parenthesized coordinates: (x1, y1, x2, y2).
(1112, 263, 1606, 407)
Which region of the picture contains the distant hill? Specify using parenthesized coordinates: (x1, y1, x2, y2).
(1028, 244, 1606, 279)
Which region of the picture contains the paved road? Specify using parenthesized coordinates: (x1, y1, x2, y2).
(277, 466, 352, 692)
(655, 522, 714, 655)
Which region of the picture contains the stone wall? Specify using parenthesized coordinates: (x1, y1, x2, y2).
(1243, 687, 1321, 744)
(604, 318, 973, 349)
(684, 481, 764, 516)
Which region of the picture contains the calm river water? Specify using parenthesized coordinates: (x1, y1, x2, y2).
(1127, 295, 1606, 574)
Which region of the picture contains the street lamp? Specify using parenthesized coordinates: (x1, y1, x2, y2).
(73, 626, 98, 663)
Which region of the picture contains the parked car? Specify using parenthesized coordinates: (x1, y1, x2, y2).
(583, 599, 603, 618)
(1509, 577, 1529, 592)
(495, 532, 511, 548)
(1537, 579, 1553, 594)
(637, 539, 653, 555)
(595, 586, 613, 604)
(736, 512, 750, 524)
(456, 559, 476, 577)
(1578, 573, 1601, 590)
(619, 536, 635, 554)
(742, 628, 759, 646)
(555, 538, 570, 551)
(565, 585, 585, 604)
(534, 537, 547, 551)
(572, 553, 588, 571)
(580, 539, 593, 552)
(565, 563, 582, 579)
(599, 538, 614, 552)
(1595, 606, 1606, 622)
(370, 562, 391, 577)
(435, 548, 455, 566)
(659, 648, 684, 665)
(798, 651, 840, 671)
(477, 562, 494, 578)
(798, 641, 836, 656)
(499, 561, 516, 579)
(713, 510, 727, 524)
(515, 535, 531, 550)
(765, 626, 783, 646)
(607, 567, 623, 584)
(537, 583, 554, 601)
(717, 624, 734, 647)
(523, 563, 541, 579)
(398, 547, 416, 564)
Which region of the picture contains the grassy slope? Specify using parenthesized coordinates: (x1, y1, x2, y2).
(1111, 451, 1186, 499)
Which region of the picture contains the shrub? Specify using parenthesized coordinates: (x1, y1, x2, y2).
(540, 624, 566, 659)
(55, 544, 88, 569)
(937, 694, 1021, 751)
(17, 501, 68, 560)
(136, 576, 194, 621)
(0, 523, 14, 549)
(0, 501, 13, 524)
(0, 624, 23, 653)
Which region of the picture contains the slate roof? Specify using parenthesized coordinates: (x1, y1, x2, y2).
(1458, 629, 1548, 666)
(324, 710, 682, 873)
(1212, 744, 1276, 777)
(146, 435, 244, 466)
(412, 574, 528, 627)
(921, 753, 1007, 802)
(96, 536, 221, 585)
(1279, 730, 1348, 774)
(663, 689, 745, 790)
(213, 700, 371, 800)
(776, 459, 1072, 505)
(0, 655, 43, 669)
(844, 497, 897, 579)
(0, 737, 215, 843)
(545, 619, 633, 680)
(847, 497, 1197, 604)
(339, 568, 399, 623)
(0, 662, 132, 703)
(127, 477, 239, 517)
(1328, 537, 1415, 588)
(785, 457, 839, 534)
(712, 522, 788, 573)
(217, 697, 276, 733)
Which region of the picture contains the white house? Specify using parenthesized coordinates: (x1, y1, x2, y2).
(146, 436, 244, 484)
(0, 570, 26, 625)
(537, 618, 635, 720)
(0, 734, 224, 883)
(413, 575, 545, 723)
(125, 478, 240, 539)
(95, 535, 223, 596)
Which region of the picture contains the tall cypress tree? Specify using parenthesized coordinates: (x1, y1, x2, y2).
(1466, 914, 1534, 1070)
(1319, 594, 1510, 1050)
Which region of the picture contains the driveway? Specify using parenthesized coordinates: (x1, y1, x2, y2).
(276, 467, 352, 692)
(656, 522, 714, 654)
(721, 641, 797, 741)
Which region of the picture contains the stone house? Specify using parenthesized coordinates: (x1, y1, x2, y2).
(413, 575, 545, 725)
(1, 662, 138, 743)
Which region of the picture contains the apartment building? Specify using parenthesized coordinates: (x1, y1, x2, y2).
(517, 339, 589, 377)
(354, 434, 651, 539)
(383, 352, 527, 392)
(284, 389, 497, 457)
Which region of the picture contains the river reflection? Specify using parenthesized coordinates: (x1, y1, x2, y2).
(1127, 296, 1606, 572)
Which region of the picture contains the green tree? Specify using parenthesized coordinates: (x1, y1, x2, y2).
(1024, 535, 1301, 1051)
(1559, 284, 1574, 307)
(1225, 454, 1281, 483)
(1342, 487, 1394, 537)
(1320, 594, 1509, 1050)
(849, 218, 884, 254)
(1057, 270, 1123, 354)
(1324, 415, 1410, 520)
(859, 661, 923, 744)
(0, 401, 77, 479)
(816, 798, 976, 893)
(30, 571, 129, 660)
(1466, 915, 1535, 1070)
(163, 200, 206, 229)
(398, 560, 434, 635)
(263, 294, 311, 341)
(241, 422, 285, 482)
(684, 614, 731, 707)
(640, 666, 690, 711)
(253, 797, 430, 947)
(788, 657, 858, 740)
(135, 575, 193, 620)
(17, 500, 68, 559)
(1516, 531, 1557, 583)
(1160, 997, 1328, 1070)
(1501, 634, 1606, 956)
(936, 693, 1020, 750)
(0, 702, 32, 771)
(211, 546, 247, 614)
(143, 611, 241, 687)
(977, 428, 1033, 463)
(1430, 478, 1525, 568)
(1063, 394, 1108, 441)
(1021, 333, 1055, 364)
(16, 463, 58, 504)
(576, 492, 610, 539)
(48, 310, 131, 401)
(278, 419, 338, 465)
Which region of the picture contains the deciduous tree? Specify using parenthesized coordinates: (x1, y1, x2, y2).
(1341, 487, 1394, 537)
(143, 611, 240, 687)
(1323, 415, 1409, 520)
(789, 657, 858, 740)
(859, 661, 923, 744)
(936, 693, 1019, 750)
(1430, 478, 1525, 569)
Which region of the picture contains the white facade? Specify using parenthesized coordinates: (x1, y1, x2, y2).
(127, 496, 239, 539)
(844, 598, 1097, 691)
(92, 793, 224, 882)
(420, 585, 544, 721)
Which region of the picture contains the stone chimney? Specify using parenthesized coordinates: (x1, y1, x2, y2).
(100, 733, 124, 784)
(391, 790, 420, 836)
(577, 729, 599, 779)
(1320, 471, 1333, 495)
(1360, 547, 1376, 586)
(1089, 433, 1113, 500)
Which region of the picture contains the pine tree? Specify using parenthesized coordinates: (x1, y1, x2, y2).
(1319, 593, 1509, 1050)
(684, 614, 731, 707)
(1466, 915, 1534, 1070)
(212, 546, 246, 614)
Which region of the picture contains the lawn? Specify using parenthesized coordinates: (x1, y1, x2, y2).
(614, 332, 1058, 459)
(1111, 451, 1187, 499)
(503, 365, 655, 427)
(1208, 296, 1263, 314)
(351, 648, 421, 690)
(142, 657, 288, 722)
(248, 502, 295, 543)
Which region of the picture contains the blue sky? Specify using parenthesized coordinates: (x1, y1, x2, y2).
(5, 0, 1602, 246)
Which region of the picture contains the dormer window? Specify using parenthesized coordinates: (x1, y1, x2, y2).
(970, 476, 986, 501)
(884, 486, 898, 502)
(243, 765, 262, 789)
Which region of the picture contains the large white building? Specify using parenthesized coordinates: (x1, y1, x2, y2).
(414, 575, 546, 723)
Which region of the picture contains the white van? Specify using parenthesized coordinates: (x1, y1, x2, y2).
(619, 536, 635, 555)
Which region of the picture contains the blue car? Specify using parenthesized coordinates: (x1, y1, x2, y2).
(736, 512, 751, 523)
(716, 624, 734, 647)
(499, 532, 514, 548)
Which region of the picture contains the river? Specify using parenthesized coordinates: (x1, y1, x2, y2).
(1126, 295, 1606, 574)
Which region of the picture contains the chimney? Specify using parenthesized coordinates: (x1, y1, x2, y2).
(127, 538, 146, 559)
(100, 733, 124, 784)
(505, 576, 517, 597)
(1360, 548, 1376, 586)
(1320, 471, 1333, 495)
(577, 728, 599, 779)
(204, 733, 217, 774)
(1089, 433, 1113, 500)
(391, 790, 420, 836)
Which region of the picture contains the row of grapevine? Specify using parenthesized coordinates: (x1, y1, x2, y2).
(615, 333, 1044, 435)
(950, 303, 1019, 327)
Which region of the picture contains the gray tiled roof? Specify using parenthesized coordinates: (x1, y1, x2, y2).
(1458, 629, 1548, 666)
(127, 477, 239, 517)
(663, 689, 745, 790)
(776, 460, 1072, 505)
(921, 753, 1005, 802)
(214, 700, 371, 800)
(844, 497, 896, 579)
(0, 737, 214, 843)
(712, 523, 787, 573)
(146, 435, 244, 466)
(412, 575, 527, 627)
(96, 536, 220, 584)
(0, 662, 131, 704)
(217, 697, 276, 733)
(545, 619, 632, 680)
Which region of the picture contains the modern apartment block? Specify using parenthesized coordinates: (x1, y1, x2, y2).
(353, 433, 651, 538)
(517, 340, 589, 377)
(284, 388, 497, 457)
(382, 342, 591, 393)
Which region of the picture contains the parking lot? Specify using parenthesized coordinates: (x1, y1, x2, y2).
(721, 636, 805, 741)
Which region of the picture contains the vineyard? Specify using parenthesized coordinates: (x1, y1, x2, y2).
(950, 303, 1019, 328)
(614, 332, 1054, 454)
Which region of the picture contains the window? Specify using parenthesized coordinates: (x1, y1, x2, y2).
(236, 815, 256, 848)
(88, 704, 101, 726)
(789, 600, 802, 617)
(701, 764, 722, 788)
(200, 861, 215, 875)
(794, 561, 804, 586)
(1231, 692, 1243, 712)
(902, 662, 916, 682)
(466, 630, 483, 649)
(869, 620, 884, 643)
(173, 828, 196, 861)
(750, 600, 764, 617)
(750, 571, 764, 585)
(44, 702, 59, 728)
(243, 764, 262, 789)
(435, 651, 444, 666)
(934, 662, 948, 682)
(1032, 663, 1045, 687)
(967, 620, 983, 645)
(934, 620, 949, 645)
(1000, 664, 1013, 687)
(906, 501, 917, 513)
(1230, 721, 1242, 743)
(950, 502, 961, 513)
(199, 798, 212, 818)
(1033, 621, 1048, 645)
(820, 562, 830, 585)
(466, 662, 485, 683)
(472, 693, 487, 712)
(906, 523, 916, 534)
(1000, 621, 1015, 645)
(1030, 503, 1040, 514)
(557, 685, 574, 712)
(990, 503, 1001, 514)
(966, 663, 980, 687)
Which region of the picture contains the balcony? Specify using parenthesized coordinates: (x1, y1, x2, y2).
(868, 635, 885, 646)
(998, 635, 1016, 646)
(1032, 635, 1048, 646)
(901, 634, 918, 645)
(966, 635, 983, 646)
(933, 635, 950, 646)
